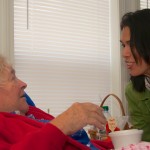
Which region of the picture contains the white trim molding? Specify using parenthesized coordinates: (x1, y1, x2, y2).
(119, 0, 140, 114)
(110, 0, 121, 98)
(0, 0, 14, 63)
(110, 0, 122, 116)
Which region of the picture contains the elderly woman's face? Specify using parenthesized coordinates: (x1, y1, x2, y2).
(0, 66, 28, 113)
(120, 26, 150, 76)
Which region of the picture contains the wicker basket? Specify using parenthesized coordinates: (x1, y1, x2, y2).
(100, 93, 125, 116)
(88, 93, 129, 140)
(101, 94, 130, 127)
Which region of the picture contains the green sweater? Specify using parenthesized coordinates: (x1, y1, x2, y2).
(125, 82, 150, 141)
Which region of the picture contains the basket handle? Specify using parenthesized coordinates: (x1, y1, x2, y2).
(100, 93, 126, 116)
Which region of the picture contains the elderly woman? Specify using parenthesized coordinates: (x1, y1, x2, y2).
(0, 55, 108, 150)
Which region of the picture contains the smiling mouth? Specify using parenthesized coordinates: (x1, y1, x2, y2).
(125, 61, 135, 68)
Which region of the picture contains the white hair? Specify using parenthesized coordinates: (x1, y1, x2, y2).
(0, 55, 11, 82)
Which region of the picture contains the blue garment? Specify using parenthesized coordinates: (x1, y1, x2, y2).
(70, 129, 99, 150)
(27, 114, 50, 123)
(24, 93, 99, 149)
(27, 114, 99, 150)
(25, 93, 35, 106)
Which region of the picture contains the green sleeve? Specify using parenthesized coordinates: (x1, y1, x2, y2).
(125, 82, 150, 141)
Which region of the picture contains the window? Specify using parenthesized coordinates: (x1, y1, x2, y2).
(140, 0, 150, 9)
(14, 0, 112, 116)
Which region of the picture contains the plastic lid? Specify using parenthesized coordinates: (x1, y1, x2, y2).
(102, 106, 109, 111)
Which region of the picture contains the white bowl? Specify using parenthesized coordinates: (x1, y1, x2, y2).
(109, 129, 143, 149)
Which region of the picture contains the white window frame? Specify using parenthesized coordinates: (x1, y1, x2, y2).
(0, 0, 141, 116)
(0, 0, 14, 62)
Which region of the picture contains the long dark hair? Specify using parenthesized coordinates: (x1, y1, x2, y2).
(121, 9, 150, 92)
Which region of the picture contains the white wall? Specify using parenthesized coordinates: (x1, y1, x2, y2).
(0, 0, 14, 63)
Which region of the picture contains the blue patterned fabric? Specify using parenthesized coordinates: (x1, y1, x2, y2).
(27, 114, 50, 123)
(70, 129, 99, 150)
(24, 93, 99, 149)
(25, 93, 35, 106)
(27, 114, 99, 150)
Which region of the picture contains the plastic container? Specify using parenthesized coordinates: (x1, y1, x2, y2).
(103, 106, 111, 119)
(88, 106, 111, 140)
(99, 106, 111, 140)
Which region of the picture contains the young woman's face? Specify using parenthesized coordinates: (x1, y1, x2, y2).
(120, 26, 150, 77)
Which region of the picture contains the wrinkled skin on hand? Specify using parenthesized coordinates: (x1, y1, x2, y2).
(51, 102, 107, 135)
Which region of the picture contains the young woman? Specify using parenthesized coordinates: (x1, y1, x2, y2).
(120, 9, 150, 141)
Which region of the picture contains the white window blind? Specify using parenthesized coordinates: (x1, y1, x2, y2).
(140, 0, 150, 9)
(14, 0, 111, 117)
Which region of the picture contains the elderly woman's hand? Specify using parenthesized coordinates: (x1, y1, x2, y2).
(51, 102, 106, 135)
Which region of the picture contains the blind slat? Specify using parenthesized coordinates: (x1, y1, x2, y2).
(14, 0, 111, 116)
(140, 0, 150, 9)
